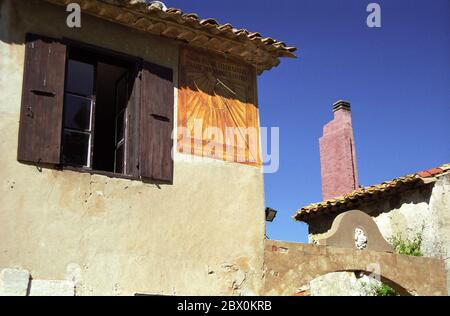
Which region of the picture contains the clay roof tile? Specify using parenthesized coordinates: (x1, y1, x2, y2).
(293, 163, 449, 222)
(43, 0, 297, 73)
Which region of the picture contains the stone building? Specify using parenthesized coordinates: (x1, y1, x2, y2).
(294, 101, 450, 294)
(0, 0, 296, 295)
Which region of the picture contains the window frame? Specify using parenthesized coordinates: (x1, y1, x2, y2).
(62, 57, 97, 169)
(113, 71, 130, 174)
(60, 38, 142, 180)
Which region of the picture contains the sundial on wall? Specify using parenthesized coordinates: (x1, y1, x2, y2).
(178, 47, 261, 165)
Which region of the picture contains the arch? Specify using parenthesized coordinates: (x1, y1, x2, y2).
(306, 270, 411, 296)
(263, 240, 447, 296)
(294, 266, 412, 296)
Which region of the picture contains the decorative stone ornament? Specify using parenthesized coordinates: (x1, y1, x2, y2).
(313, 210, 394, 253)
(354, 228, 368, 250)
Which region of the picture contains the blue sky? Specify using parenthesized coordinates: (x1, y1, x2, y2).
(168, 0, 450, 243)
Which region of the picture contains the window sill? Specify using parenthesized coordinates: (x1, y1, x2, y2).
(63, 166, 138, 181)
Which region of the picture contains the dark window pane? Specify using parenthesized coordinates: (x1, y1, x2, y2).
(116, 110, 125, 143)
(64, 94, 92, 131)
(115, 144, 124, 174)
(66, 59, 94, 97)
(63, 130, 90, 166)
(116, 76, 128, 112)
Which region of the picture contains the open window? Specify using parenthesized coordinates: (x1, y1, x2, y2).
(62, 47, 132, 175)
(18, 34, 175, 184)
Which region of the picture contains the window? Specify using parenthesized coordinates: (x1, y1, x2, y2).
(62, 57, 96, 168)
(62, 48, 131, 174)
(18, 34, 175, 183)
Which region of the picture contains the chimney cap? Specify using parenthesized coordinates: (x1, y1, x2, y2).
(333, 100, 351, 112)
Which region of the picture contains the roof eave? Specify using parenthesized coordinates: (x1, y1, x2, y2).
(43, 0, 297, 73)
(292, 175, 435, 223)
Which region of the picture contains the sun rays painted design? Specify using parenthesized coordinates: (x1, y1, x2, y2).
(178, 47, 261, 166)
(185, 71, 248, 133)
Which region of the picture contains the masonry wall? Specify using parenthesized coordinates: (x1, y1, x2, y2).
(307, 173, 450, 293)
(0, 0, 266, 296)
(373, 174, 450, 292)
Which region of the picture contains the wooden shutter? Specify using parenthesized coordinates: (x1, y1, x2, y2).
(18, 34, 67, 165)
(139, 61, 174, 183)
(125, 66, 141, 178)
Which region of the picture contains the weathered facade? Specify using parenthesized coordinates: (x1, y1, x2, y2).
(0, 0, 296, 295)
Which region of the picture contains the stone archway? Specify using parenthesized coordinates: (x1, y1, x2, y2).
(263, 240, 447, 296)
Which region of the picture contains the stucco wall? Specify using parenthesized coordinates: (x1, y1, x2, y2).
(373, 184, 443, 257)
(263, 240, 448, 296)
(0, 0, 266, 296)
(373, 174, 450, 291)
(432, 174, 450, 291)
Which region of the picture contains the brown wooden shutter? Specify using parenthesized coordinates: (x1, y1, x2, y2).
(18, 34, 67, 165)
(139, 61, 174, 183)
(125, 66, 141, 178)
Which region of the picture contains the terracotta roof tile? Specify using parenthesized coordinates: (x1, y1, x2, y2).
(294, 163, 450, 222)
(44, 0, 297, 73)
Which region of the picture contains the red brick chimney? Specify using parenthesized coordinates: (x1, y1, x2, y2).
(319, 100, 359, 200)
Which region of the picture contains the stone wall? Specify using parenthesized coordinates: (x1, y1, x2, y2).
(373, 173, 450, 291)
(0, 268, 75, 296)
(0, 0, 266, 296)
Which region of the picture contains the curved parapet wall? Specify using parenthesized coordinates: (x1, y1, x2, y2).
(314, 210, 394, 253)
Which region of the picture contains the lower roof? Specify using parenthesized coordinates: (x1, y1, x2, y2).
(294, 163, 450, 222)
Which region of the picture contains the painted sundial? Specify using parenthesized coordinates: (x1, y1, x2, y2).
(178, 47, 261, 165)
